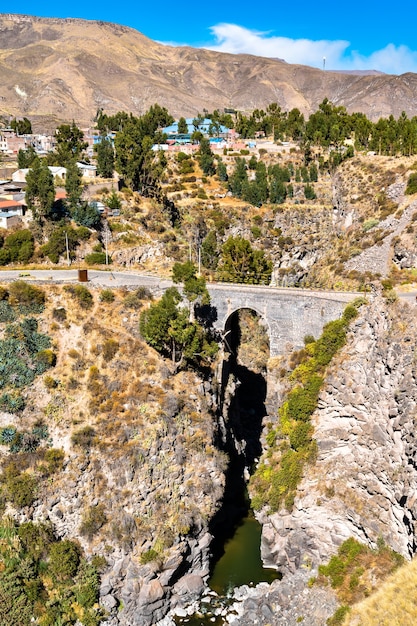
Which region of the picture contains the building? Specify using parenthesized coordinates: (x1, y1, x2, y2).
(0, 212, 21, 229)
(12, 166, 67, 183)
(162, 118, 230, 141)
(0, 199, 25, 216)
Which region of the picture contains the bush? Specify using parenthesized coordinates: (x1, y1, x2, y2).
(44, 448, 65, 474)
(79, 504, 107, 539)
(64, 284, 93, 309)
(52, 307, 67, 322)
(140, 548, 159, 564)
(6, 471, 37, 507)
(48, 540, 81, 580)
(71, 426, 96, 449)
(123, 286, 153, 308)
(102, 338, 119, 362)
(85, 251, 109, 265)
(405, 172, 417, 195)
(8, 281, 45, 309)
(99, 289, 115, 303)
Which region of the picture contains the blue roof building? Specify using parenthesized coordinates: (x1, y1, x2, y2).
(162, 118, 229, 137)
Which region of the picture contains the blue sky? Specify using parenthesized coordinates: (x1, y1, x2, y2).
(3, 1, 417, 74)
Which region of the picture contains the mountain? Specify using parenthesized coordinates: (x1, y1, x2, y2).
(1, 13, 417, 128)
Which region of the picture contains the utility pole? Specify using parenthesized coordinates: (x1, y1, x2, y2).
(65, 231, 70, 266)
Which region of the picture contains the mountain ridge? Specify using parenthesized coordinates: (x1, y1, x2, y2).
(1, 13, 417, 128)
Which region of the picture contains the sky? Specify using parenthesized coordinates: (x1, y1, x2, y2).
(3, 1, 417, 75)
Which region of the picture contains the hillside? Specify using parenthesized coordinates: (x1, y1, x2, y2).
(2, 14, 417, 127)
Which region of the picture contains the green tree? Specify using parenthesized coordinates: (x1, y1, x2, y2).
(217, 160, 228, 181)
(228, 158, 248, 197)
(49, 540, 81, 581)
(54, 122, 87, 166)
(106, 190, 121, 211)
(177, 117, 188, 134)
(3, 230, 34, 263)
(65, 160, 83, 215)
(201, 231, 219, 270)
(71, 202, 101, 229)
(217, 236, 272, 284)
(25, 157, 55, 223)
(172, 261, 210, 319)
(17, 145, 37, 169)
(199, 138, 215, 176)
(11, 117, 32, 135)
(95, 138, 114, 178)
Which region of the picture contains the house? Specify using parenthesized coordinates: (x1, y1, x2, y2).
(0, 199, 25, 216)
(0, 213, 21, 229)
(77, 161, 96, 179)
(0, 129, 28, 154)
(12, 166, 67, 183)
(162, 118, 230, 140)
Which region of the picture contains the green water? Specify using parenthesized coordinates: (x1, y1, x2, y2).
(208, 510, 281, 595)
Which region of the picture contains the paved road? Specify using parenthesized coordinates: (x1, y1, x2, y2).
(0, 269, 359, 299)
(0, 268, 415, 304)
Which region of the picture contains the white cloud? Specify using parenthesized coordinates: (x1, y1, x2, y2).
(199, 23, 417, 74)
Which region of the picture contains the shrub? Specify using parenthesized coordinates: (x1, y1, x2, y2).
(48, 540, 81, 580)
(71, 426, 96, 449)
(85, 251, 109, 265)
(6, 471, 37, 507)
(140, 548, 159, 564)
(64, 284, 93, 309)
(36, 349, 56, 370)
(102, 338, 119, 362)
(8, 281, 45, 309)
(44, 448, 65, 474)
(79, 504, 107, 539)
(123, 286, 153, 308)
(52, 307, 67, 322)
(99, 289, 115, 303)
(405, 172, 417, 195)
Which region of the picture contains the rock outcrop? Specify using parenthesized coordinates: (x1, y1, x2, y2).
(260, 295, 417, 573)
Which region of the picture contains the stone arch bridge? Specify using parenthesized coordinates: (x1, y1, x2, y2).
(206, 282, 361, 357)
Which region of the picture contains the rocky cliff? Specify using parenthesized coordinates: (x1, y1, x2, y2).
(260, 294, 417, 573)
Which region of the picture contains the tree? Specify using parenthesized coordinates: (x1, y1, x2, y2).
(114, 105, 172, 193)
(177, 117, 188, 134)
(11, 117, 32, 135)
(217, 236, 272, 284)
(201, 231, 218, 270)
(95, 138, 114, 178)
(54, 122, 87, 166)
(199, 138, 215, 176)
(106, 190, 121, 211)
(65, 160, 83, 214)
(17, 145, 37, 169)
(172, 261, 210, 320)
(25, 157, 55, 223)
(71, 202, 101, 228)
(228, 158, 248, 197)
(139, 286, 217, 368)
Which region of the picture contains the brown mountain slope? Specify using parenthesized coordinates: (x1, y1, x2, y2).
(1, 13, 417, 127)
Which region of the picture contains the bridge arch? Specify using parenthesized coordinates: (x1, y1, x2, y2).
(222, 307, 271, 356)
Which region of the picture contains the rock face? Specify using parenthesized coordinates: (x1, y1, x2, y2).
(261, 295, 417, 573)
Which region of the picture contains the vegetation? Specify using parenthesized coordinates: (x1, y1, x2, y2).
(250, 299, 366, 512)
(0, 517, 104, 626)
(217, 236, 272, 284)
(311, 537, 404, 625)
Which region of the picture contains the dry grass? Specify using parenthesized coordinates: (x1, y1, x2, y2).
(344, 557, 417, 625)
